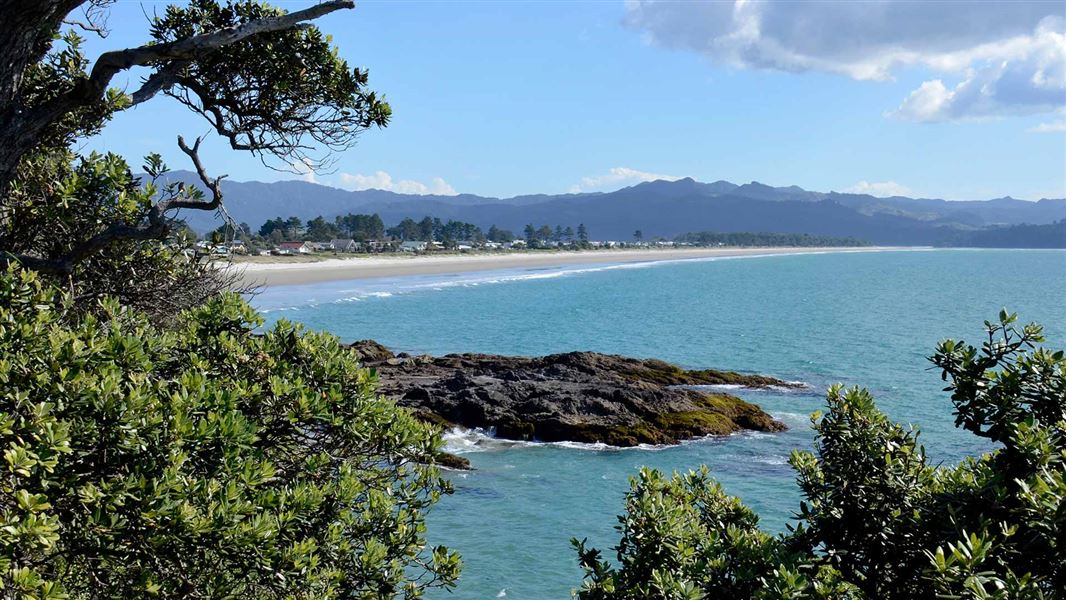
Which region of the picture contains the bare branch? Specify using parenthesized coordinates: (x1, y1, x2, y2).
(168, 135, 226, 212)
(62, 19, 109, 37)
(63, 0, 115, 37)
(1, 219, 167, 275)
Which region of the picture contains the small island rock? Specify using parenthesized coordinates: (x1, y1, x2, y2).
(351, 340, 792, 448)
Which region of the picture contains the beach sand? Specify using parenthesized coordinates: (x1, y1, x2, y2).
(229, 246, 913, 287)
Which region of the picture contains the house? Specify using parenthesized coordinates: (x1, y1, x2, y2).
(400, 240, 428, 252)
(227, 240, 247, 254)
(505, 240, 526, 249)
(275, 241, 314, 255)
(330, 239, 357, 253)
(358, 239, 393, 253)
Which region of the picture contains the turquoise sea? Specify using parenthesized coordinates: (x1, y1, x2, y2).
(255, 249, 1066, 599)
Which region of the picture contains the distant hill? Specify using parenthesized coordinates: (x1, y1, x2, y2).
(154, 172, 1066, 247)
(937, 220, 1066, 248)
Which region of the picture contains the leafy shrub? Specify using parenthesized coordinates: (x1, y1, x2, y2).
(0, 266, 459, 598)
(575, 311, 1064, 599)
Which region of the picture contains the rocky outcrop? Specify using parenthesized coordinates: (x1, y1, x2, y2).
(352, 341, 792, 449)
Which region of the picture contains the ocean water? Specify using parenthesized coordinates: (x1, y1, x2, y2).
(255, 249, 1066, 599)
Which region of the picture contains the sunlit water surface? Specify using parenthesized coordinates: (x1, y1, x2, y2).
(254, 249, 1066, 599)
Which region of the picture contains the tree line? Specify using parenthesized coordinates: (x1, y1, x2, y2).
(206, 213, 598, 250)
(675, 230, 870, 247)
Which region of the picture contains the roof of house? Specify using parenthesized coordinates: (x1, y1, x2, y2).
(277, 241, 309, 249)
(330, 239, 355, 246)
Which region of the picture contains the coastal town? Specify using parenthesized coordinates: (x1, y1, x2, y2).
(185, 213, 866, 259)
(197, 235, 680, 258)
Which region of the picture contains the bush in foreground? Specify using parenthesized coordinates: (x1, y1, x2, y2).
(0, 266, 459, 598)
(575, 311, 1064, 599)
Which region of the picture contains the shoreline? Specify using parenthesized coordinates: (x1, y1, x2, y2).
(229, 246, 923, 287)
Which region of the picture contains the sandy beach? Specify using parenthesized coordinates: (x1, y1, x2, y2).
(230, 246, 914, 287)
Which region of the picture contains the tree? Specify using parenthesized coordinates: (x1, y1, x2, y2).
(577, 223, 589, 243)
(418, 217, 436, 242)
(0, 0, 389, 315)
(563, 226, 575, 243)
(574, 311, 1065, 599)
(554, 225, 564, 242)
(633, 229, 643, 242)
(259, 217, 286, 238)
(387, 217, 420, 241)
(0, 265, 461, 598)
(487, 225, 514, 243)
(537, 225, 553, 242)
(524, 224, 537, 243)
(305, 215, 338, 241)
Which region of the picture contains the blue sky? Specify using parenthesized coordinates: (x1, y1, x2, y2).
(82, 1, 1066, 200)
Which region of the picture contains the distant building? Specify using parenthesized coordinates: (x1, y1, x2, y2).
(400, 240, 428, 252)
(275, 241, 314, 255)
(330, 239, 357, 252)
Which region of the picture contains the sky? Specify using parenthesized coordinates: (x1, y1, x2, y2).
(81, 0, 1066, 200)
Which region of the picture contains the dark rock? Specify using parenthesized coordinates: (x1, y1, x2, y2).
(353, 343, 793, 447)
(435, 452, 472, 471)
(350, 339, 395, 363)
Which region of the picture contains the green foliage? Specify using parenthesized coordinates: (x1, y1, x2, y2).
(3, 149, 233, 319)
(573, 467, 783, 600)
(575, 311, 1064, 599)
(3, 0, 389, 312)
(0, 266, 459, 598)
(15, 31, 130, 157)
(150, 0, 390, 169)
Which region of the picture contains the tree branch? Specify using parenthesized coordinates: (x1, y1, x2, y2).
(94, 0, 352, 106)
(1, 135, 229, 275)
(2, 0, 354, 188)
(168, 135, 226, 211)
(130, 61, 188, 105)
(0, 219, 168, 275)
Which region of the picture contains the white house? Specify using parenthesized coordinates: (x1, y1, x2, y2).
(275, 241, 314, 255)
(400, 240, 428, 252)
(330, 238, 357, 252)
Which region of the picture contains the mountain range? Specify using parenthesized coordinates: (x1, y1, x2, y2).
(159, 172, 1066, 246)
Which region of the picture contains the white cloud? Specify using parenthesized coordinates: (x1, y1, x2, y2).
(569, 167, 680, 193)
(624, 2, 1066, 121)
(296, 158, 317, 184)
(890, 20, 1066, 122)
(842, 180, 913, 197)
(1028, 121, 1066, 133)
(337, 171, 457, 195)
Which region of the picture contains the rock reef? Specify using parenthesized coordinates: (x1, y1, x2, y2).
(351, 341, 792, 449)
